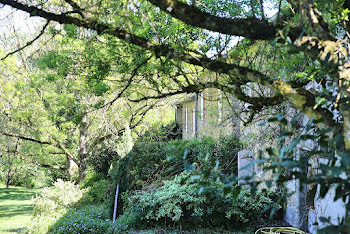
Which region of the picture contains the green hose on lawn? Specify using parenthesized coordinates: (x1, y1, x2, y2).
(255, 227, 306, 234)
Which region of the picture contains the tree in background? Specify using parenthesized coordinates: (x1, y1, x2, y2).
(0, 26, 164, 182)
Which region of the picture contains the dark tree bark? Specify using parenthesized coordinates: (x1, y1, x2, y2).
(6, 166, 11, 189)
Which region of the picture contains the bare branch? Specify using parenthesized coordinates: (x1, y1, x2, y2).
(0, 147, 67, 170)
(1, 20, 50, 60)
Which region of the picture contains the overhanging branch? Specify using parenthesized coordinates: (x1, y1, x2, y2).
(0, 0, 338, 128)
(1, 20, 50, 60)
(0, 131, 51, 145)
(146, 0, 276, 40)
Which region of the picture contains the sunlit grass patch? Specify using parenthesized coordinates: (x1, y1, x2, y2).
(0, 184, 41, 233)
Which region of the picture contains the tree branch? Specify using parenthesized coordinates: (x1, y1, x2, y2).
(0, 131, 52, 145)
(1, 20, 49, 60)
(146, 0, 275, 39)
(0, 130, 78, 165)
(0, 147, 67, 170)
(97, 55, 153, 110)
(0, 0, 337, 128)
(63, 0, 85, 18)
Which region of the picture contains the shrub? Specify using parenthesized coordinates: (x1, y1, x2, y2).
(49, 205, 128, 234)
(165, 136, 241, 176)
(108, 136, 242, 218)
(88, 142, 119, 176)
(79, 179, 110, 205)
(108, 141, 168, 217)
(124, 141, 168, 189)
(166, 137, 216, 162)
(138, 121, 181, 142)
(123, 172, 281, 229)
(216, 135, 241, 175)
(28, 179, 86, 233)
(81, 171, 107, 189)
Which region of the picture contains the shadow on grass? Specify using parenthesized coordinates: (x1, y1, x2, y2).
(0, 187, 39, 201)
(4, 227, 27, 233)
(0, 187, 41, 228)
(0, 204, 33, 218)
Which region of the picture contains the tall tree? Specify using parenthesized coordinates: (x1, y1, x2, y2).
(1, 29, 160, 182)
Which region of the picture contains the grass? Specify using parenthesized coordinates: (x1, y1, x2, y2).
(0, 184, 41, 233)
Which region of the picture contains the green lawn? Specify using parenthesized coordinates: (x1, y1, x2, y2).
(0, 184, 41, 233)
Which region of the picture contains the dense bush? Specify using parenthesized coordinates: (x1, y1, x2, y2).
(8, 170, 36, 188)
(49, 205, 128, 234)
(108, 136, 242, 218)
(215, 135, 241, 175)
(166, 136, 241, 176)
(81, 171, 107, 189)
(79, 179, 110, 205)
(138, 122, 181, 142)
(28, 179, 86, 233)
(110, 136, 241, 193)
(88, 142, 119, 176)
(72, 171, 111, 207)
(122, 172, 281, 229)
(120, 141, 168, 189)
(108, 140, 167, 217)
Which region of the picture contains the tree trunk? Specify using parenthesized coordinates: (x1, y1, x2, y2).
(77, 113, 88, 183)
(6, 167, 11, 189)
(67, 158, 78, 180)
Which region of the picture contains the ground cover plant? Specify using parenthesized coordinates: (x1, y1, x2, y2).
(49, 205, 128, 234)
